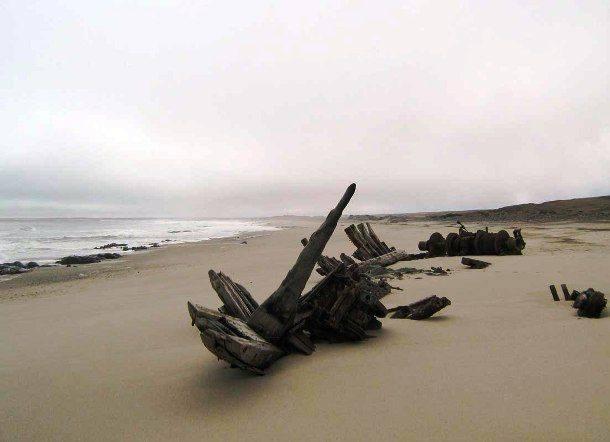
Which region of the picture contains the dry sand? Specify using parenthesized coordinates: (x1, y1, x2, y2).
(1, 219, 609, 441)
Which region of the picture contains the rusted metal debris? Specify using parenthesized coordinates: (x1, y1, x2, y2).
(548, 284, 607, 318)
(572, 288, 607, 318)
(418, 222, 526, 257)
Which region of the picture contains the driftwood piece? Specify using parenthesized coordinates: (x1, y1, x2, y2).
(461, 257, 491, 269)
(549, 285, 560, 301)
(247, 184, 356, 344)
(388, 295, 451, 319)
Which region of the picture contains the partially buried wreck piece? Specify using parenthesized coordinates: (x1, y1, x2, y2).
(461, 257, 491, 269)
(570, 287, 607, 318)
(419, 222, 526, 257)
(547, 284, 606, 317)
(387, 295, 451, 320)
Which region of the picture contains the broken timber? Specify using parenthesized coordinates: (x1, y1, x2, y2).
(387, 295, 451, 320)
(461, 257, 491, 269)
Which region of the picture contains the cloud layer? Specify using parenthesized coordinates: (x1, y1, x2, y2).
(2, 1, 608, 217)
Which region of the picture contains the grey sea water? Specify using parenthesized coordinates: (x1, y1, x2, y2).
(0, 218, 278, 264)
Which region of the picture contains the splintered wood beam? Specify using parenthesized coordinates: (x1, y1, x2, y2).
(339, 253, 357, 266)
(344, 225, 373, 260)
(208, 270, 258, 321)
(357, 250, 427, 272)
(247, 183, 357, 343)
(357, 223, 384, 257)
(365, 222, 392, 255)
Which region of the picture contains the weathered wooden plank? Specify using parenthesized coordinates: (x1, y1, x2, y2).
(357, 250, 426, 272)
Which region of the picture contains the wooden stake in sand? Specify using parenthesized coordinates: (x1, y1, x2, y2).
(549, 285, 560, 301)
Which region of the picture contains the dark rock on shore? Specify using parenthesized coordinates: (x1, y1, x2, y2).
(121, 245, 149, 251)
(0, 264, 29, 275)
(56, 253, 121, 265)
(94, 243, 128, 250)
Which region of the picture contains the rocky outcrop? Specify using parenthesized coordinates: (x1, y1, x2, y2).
(0, 261, 40, 275)
(94, 243, 128, 250)
(56, 253, 121, 265)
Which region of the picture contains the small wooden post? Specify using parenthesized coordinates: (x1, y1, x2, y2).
(549, 285, 560, 301)
(560, 284, 570, 301)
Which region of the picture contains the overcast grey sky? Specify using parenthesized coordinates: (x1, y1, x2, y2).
(1, 0, 608, 217)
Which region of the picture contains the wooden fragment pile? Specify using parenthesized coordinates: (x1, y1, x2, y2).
(187, 184, 455, 374)
(188, 184, 394, 374)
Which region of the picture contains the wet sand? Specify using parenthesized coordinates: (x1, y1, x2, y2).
(1, 219, 609, 441)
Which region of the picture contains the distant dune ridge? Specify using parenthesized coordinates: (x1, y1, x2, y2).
(349, 195, 610, 223)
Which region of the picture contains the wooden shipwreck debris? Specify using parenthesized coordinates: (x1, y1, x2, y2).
(297, 264, 388, 342)
(189, 184, 387, 373)
(388, 296, 451, 320)
(208, 270, 259, 321)
(345, 222, 394, 261)
(461, 257, 491, 269)
(187, 184, 456, 375)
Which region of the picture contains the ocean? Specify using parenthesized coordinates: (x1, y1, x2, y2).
(0, 218, 279, 264)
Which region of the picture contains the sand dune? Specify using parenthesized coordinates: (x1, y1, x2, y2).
(1, 219, 609, 441)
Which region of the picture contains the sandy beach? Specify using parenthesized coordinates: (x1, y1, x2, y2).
(1, 218, 609, 441)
